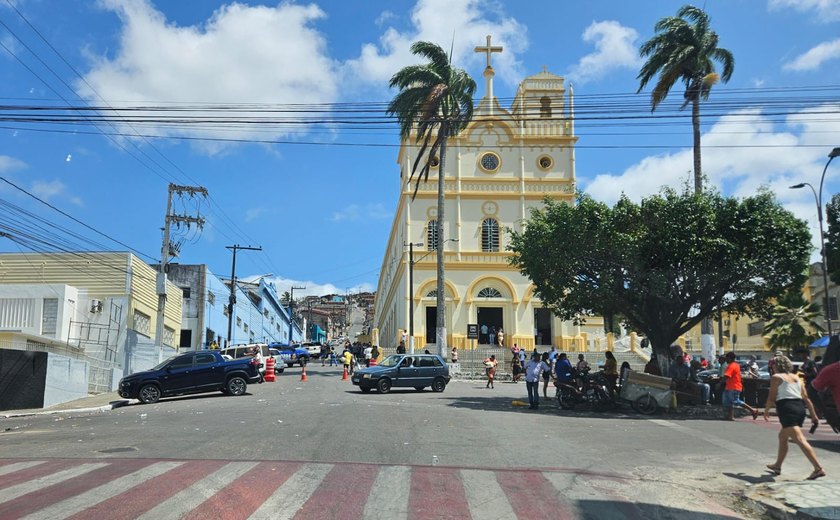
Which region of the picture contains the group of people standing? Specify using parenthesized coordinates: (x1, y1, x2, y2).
(479, 324, 504, 346)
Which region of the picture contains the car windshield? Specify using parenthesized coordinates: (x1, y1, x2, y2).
(378, 355, 402, 367)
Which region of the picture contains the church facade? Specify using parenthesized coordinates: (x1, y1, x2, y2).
(373, 40, 606, 352)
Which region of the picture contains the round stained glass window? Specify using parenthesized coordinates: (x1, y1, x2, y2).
(479, 152, 500, 172)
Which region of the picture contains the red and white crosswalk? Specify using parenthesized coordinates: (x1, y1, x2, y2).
(0, 458, 742, 519)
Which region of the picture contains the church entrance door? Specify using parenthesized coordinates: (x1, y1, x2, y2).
(425, 306, 437, 344)
(534, 308, 552, 346)
(477, 307, 503, 345)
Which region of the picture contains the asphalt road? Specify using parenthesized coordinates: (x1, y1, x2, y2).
(2, 365, 839, 518)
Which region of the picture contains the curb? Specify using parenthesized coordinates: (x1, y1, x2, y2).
(0, 399, 132, 419)
(741, 482, 840, 520)
(741, 489, 800, 520)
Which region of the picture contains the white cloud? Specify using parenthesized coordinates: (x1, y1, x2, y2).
(583, 104, 840, 261)
(330, 203, 391, 222)
(344, 0, 527, 89)
(783, 38, 840, 71)
(566, 21, 641, 84)
(244, 207, 266, 223)
(269, 276, 373, 298)
(375, 10, 396, 27)
(78, 0, 337, 152)
(0, 155, 26, 172)
(30, 179, 83, 206)
(769, 0, 840, 21)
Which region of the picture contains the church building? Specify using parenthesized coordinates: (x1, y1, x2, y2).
(373, 37, 606, 352)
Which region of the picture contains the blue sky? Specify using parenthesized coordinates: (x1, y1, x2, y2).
(1, 0, 839, 297)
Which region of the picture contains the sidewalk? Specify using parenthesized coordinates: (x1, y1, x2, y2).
(0, 392, 131, 419)
(744, 480, 840, 519)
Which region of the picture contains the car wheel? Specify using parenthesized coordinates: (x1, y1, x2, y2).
(360, 387, 372, 393)
(431, 378, 446, 393)
(138, 384, 161, 404)
(226, 376, 247, 396)
(414, 386, 425, 391)
(377, 378, 391, 394)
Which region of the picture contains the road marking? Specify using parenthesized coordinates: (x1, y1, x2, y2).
(461, 469, 516, 520)
(137, 462, 258, 520)
(0, 463, 109, 505)
(21, 461, 184, 520)
(408, 466, 472, 519)
(650, 419, 765, 459)
(0, 461, 45, 477)
(248, 463, 333, 520)
(362, 465, 411, 520)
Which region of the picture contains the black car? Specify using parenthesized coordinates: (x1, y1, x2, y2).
(118, 351, 261, 404)
(352, 354, 451, 394)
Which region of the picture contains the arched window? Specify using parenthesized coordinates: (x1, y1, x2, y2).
(426, 289, 437, 298)
(427, 219, 438, 251)
(482, 218, 499, 252)
(477, 287, 502, 298)
(540, 96, 552, 118)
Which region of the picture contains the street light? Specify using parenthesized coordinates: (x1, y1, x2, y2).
(405, 238, 458, 354)
(790, 146, 840, 337)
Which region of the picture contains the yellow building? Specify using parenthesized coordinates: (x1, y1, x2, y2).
(373, 38, 607, 352)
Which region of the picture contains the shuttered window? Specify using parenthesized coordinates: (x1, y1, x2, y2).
(427, 220, 438, 251)
(481, 218, 499, 252)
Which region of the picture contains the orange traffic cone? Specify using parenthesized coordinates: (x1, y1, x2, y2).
(300, 365, 308, 382)
(342, 366, 348, 381)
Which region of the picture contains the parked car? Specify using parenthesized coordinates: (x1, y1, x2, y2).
(268, 348, 286, 374)
(118, 351, 261, 404)
(301, 342, 323, 358)
(220, 343, 270, 378)
(268, 342, 310, 367)
(352, 354, 450, 394)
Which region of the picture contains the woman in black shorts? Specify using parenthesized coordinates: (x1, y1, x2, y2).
(541, 352, 552, 397)
(763, 355, 824, 480)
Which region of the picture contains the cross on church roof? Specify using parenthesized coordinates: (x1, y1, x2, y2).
(474, 35, 503, 69)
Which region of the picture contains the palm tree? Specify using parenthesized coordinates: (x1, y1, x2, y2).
(764, 291, 824, 355)
(387, 41, 476, 356)
(637, 4, 734, 194)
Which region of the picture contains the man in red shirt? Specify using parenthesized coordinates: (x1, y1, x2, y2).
(812, 361, 840, 426)
(722, 351, 759, 421)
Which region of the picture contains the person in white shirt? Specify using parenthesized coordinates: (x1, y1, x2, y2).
(525, 353, 550, 409)
(363, 345, 373, 367)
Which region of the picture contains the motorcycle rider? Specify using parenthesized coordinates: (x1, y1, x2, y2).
(555, 353, 575, 384)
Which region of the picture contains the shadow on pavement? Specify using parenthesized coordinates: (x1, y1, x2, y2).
(722, 471, 777, 484)
(809, 439, 840, 454)
(576, 500, 740, 519)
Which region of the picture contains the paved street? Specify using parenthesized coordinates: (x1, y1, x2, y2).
(2, 364, 839, 519)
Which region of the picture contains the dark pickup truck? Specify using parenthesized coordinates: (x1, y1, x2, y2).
(118, 351, 261, 404)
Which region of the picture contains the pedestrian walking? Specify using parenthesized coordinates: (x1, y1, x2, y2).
(484, 355, 498, 389)
(511, 355, 523, 383)
(763, 355, 825, 480)
(497, 328, 504, 347)
(525, 352, 550, 409)
(364, 344, 372, 367)
(343, 348, 354, 375)
(480, 324, 489, 345)
(450, 347, 458, 363)
(541, 352, 552, 398)
(722, 351, 759, 421)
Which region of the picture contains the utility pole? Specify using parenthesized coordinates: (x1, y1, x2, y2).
(156, 183, 207, 362)
(225, 244, 262, 345)
(289, 285, 306, 343)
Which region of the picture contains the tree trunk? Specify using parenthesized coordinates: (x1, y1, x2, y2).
(650, 334, 679, 378)
(692, 96, 702, 194)
(435, 133, 448, 357)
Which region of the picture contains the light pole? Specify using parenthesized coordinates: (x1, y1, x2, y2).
(405, 239, 458, 355)
(790, 146, 840, 337)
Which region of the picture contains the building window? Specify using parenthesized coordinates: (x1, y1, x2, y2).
(236, 317, 242, 327)
(830, 297, 839, 321)
(133, 310, 151, 336)
(747, 321, 765, 337)
(181, 287, 191, 299)
(482, 218, 500, 252)
(427, 220, 439, 251)
(540, 96, 552, 118)
(163, 326, 176, 346)
(208, 291, 215, 305)
(426, 289, 437, 298)
(264, 309, 269, 318)
(41, 298, 58, 336)
(244, 323, 249, 333)
(537, 155, 553, 171)
(477, 287, 502, 298)
(478, 152, 500, 173)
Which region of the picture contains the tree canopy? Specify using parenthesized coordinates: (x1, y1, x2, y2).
(509, 190, 811, 371)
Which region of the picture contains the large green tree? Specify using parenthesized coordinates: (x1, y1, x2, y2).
(387, 41, 476, 355)
(825, 193, 840, 286)
(637, 4, 734, 194)
(764, 290, 823, 355)
(509, 190, 810, 375)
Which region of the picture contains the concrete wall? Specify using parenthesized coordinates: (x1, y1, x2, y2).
(43, 354, 89, 408)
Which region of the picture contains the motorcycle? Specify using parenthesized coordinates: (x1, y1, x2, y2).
(555, 370, 615, 411)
